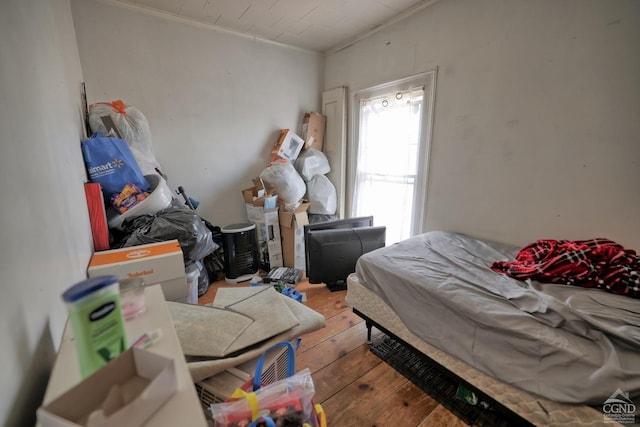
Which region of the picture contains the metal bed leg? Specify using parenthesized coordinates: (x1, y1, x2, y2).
(365, 319, 373, 344)
(351, 308, 375, 344)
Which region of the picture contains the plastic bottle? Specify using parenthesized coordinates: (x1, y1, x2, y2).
(119, 276, 146, 319)
(62, 276, 128, 378)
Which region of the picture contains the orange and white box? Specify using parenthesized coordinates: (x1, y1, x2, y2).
(271, 129, 304, 162)
(87, 240, 187, 301)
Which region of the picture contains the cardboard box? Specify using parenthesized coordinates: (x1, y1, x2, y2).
(279, 203, 310, 272)
(38, 347, 177, 427)
(301, 112, 326, 151)
(242, 178, 283, 270)
(241, 178, 278, 209)
(87, 240, 187, 301)
(245, 205, 283, 271)
(271, 129, 304, 162)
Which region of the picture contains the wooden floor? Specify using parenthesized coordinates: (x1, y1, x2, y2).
(199, 278, 467, 427)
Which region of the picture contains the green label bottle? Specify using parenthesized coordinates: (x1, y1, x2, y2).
(62, 276, 129, 378)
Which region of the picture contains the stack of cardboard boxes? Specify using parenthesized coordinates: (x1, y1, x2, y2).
(242, 112, 326, 275)
(241, 178, 283, 271)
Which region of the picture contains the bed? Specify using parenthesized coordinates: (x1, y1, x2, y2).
(346, 231, 640, 426)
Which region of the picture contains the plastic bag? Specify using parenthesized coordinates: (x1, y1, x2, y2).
(195, 258, 210, 297)
(210, 369, 318, 427)
(210, 341, 323, 427)
(110, 183, 149, 214)
(81, 132, 150, 199)
(119, 206, 215, 264)
(308, 213, 339, 224)
(89, 100, 162, 176)
(294, 148, 331, 181)
(307, 174, 337, 215)
(259, 161, 306, 210)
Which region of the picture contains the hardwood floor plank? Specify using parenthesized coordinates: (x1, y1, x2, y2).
(297, 309, 364, 352)
(368, 381, 440, 426)
(198, 278, 458, 426)
(417, 404, 470, 427)
(320, 362, 409, 425)
(296, 321, 369, 374)
(311, 344, 382, 403)
(306, 296, 349, 317)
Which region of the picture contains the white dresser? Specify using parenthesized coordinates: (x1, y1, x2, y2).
(41, 284, 208, 426)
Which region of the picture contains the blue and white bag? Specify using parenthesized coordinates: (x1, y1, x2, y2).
(81, 132, 150, 198)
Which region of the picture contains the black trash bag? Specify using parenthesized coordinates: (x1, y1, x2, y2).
(202, 219, 224, 248)
(195, 259, 210, 297)
(119, 206, 216, 264)
(200, 218, 225, 282)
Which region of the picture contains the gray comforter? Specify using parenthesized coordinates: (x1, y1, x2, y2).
(355, 231, 640, 404)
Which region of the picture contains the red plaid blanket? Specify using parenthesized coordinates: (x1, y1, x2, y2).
(490, 238, 640, 298)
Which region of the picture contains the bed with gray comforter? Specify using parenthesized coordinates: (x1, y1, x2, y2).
(354, 231, 640, 405)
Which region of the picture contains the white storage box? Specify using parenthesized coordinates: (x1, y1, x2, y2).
(87, 240, 187, 301)
(38, 347, 177, 427)
(241, 178, 283, 270)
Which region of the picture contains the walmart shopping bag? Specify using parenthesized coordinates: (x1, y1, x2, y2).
(81, 132, 150, 199)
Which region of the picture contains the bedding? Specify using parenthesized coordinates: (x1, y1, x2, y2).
(346, 276, 609, 426)
(352, 231, 640, 406)
(491, 238, 640, 297)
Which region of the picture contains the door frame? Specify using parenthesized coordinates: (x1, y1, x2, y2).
(322, 87, 348, 219)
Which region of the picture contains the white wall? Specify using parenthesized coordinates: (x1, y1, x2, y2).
(325, 0, 640, 249)
(0, 0, 91, 425)
(0, 1, 321, 423)
(70, 0, 324, 229)
(1, 0, 636, 423)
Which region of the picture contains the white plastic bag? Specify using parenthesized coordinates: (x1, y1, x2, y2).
(294, 148, 330, 181)
(307, 175, 337, 215)
(259, 161, 306, 211)
(89, 100, 162, 175)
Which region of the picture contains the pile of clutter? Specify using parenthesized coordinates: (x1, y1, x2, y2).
(240, 112, 337, 278)
(81, 100, 223, 301)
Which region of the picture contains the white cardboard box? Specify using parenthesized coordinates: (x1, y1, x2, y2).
(245, 204, 283, 270)
(40, 285, 207, 427)
(87, 240, 187, 301)
(38, 347, 177, 427)
(241, 178, 283, 271)
(271, 129, 304, 162)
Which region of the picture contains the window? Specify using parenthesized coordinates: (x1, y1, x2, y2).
(350, 71, 436, 244)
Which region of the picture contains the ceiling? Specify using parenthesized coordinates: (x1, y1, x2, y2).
(109, 0, 439, 54)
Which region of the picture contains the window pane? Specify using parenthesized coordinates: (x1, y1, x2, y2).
(354, 88, 424, 244)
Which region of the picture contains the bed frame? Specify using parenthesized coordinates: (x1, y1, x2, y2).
(346, 275, 615, 427)
(354, 307, 533, 426)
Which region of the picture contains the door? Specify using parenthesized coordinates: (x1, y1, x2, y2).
(322, 86, 348, 219)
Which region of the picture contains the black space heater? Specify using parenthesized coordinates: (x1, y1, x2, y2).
(221, 223, 259, 283)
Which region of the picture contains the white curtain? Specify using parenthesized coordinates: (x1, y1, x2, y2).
(353, 87, 424, 244)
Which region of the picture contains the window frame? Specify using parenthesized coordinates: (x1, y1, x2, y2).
(348, 69, 437, 237)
